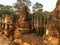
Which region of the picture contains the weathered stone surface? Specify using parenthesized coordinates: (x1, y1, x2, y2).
(13, 5, 46, 45)
(43, 35, 60, 45)
(15, 5, 35, 34)
(46, 20, 60, 36)
(0, 15, 15, 41)
(43, 0, 60, 45)
(0, 34, 46, 45)
(54, 0, 60, 19)
(0, 34, 12, 45)
(45, 0, 60, 37)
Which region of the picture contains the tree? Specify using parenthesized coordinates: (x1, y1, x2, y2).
(32, 2, 43, 35)
(0, 4, 4, 10)
(14, 0, 31, 10)
(0, 5, 15, 17)
(32, 2, 43, 29)
(17, 0, 31, 6)
(4, 5, 12, 10)
(33, 2, 43, 12)
(43, 11, 54, 24)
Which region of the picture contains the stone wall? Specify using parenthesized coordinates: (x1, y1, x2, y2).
(43, 0, 60, 45)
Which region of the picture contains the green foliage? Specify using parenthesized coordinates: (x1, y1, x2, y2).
(33, 2, 43, 12)
(38, 27, 45, 36)
(13, 14, 19, 23)
(17, 0, 31, 6)
(14, 0, 31, 10)
(32, 9, 53, 36)
(0, 10, 14, 15)
(0, 4, 15, 17)
(0, 4, 19, 23)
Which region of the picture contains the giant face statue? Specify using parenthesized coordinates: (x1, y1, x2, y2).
(19, 6, 28, 21)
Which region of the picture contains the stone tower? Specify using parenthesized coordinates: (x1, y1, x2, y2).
(14, 5, 35, 38)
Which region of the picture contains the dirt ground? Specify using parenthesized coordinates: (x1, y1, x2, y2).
(0, 33, 46, 45)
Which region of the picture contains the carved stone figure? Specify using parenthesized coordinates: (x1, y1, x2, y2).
(14, 5, 35, 38)
(0, 15, 15, 40)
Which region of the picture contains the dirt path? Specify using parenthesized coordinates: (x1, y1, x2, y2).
(14, 33, 46, 45)
(0, 34, 46, 45)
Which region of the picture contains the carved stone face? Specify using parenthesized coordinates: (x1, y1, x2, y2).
(20, 6, 28, 20)
(20, 6, 27, 15)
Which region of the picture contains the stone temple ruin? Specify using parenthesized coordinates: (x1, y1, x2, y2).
(0, 0, 60, 45)
(15, 6, 35, 35)
(0, 5, 46, 45)
(43, 0, 60, 45)
(14, 5, 45, 45)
